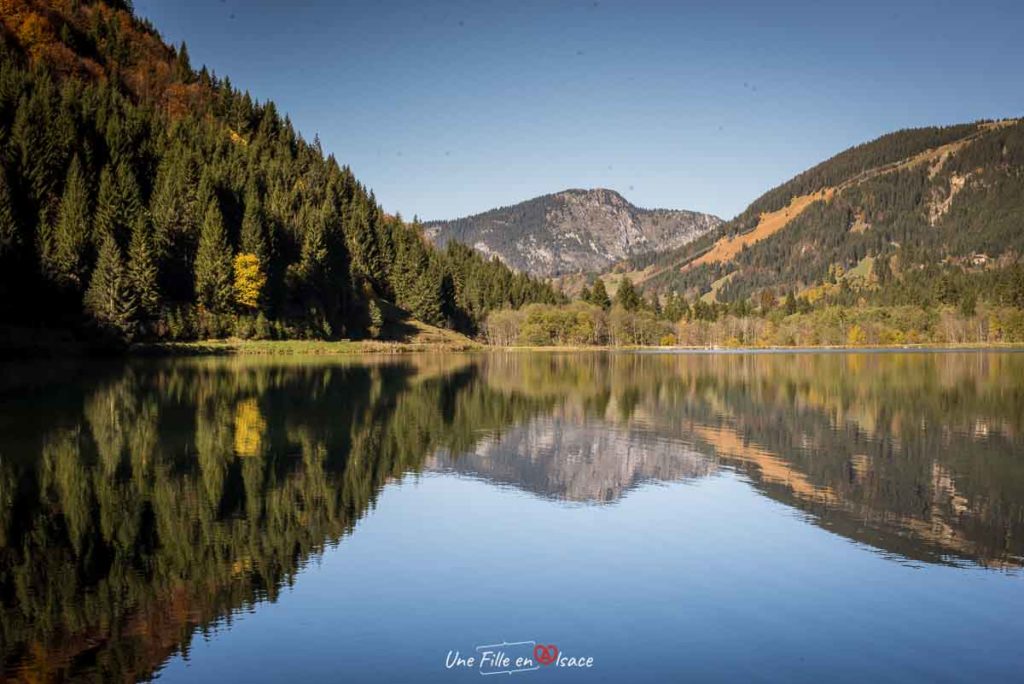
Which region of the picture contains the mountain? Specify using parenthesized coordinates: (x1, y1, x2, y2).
(429, 417, 714, 503)
(423, 188, 722, 278)
(0, 0, 559, 348)
(616, 119, 1024, 302)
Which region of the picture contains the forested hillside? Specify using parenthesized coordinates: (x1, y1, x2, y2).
(628, 119, 1024, 306)
(0, 0, 559, 348)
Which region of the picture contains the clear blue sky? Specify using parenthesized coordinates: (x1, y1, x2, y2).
(136, 0, 1023, 221)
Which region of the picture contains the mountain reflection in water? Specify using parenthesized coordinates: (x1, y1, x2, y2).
(0, 351, 1022, 681)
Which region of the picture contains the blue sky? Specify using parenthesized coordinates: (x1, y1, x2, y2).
(136, 0, 1023, 221)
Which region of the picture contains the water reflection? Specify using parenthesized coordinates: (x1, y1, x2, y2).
(0, 351, 1022, 681)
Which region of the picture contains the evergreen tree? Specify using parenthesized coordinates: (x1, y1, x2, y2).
(174, 41, 193, 83)
(615, 278, 641, 311)
(0, 165, 19, 259)
(591, 279, 611, 309)
(85, 233, 135, 337)
(296, 202, 345, 336)
(240, 181, 269, 265)
(346, 201, 383, 288)
(12, 86, 62, 217)
(194, 201, 234, 312)
(409, 257, 445, 326)
(48, 155, 90, 287)
(650, 293, 662, 318)
(127, 215, 161, 319)
(93, 165, 118, 244)
(94, 162, 142, 248)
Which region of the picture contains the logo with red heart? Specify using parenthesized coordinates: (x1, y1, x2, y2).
(533, 643, 559, 666)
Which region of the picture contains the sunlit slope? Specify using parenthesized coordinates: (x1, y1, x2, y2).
(612, 119, 1024, 300)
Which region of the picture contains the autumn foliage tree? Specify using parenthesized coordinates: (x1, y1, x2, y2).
(233, 253, 266, 310)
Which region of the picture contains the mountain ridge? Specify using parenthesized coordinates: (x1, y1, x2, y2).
(423, 187, 722, 277)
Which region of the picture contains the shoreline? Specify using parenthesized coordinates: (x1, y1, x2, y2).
(128, 339, 1024, 356)
(131, 339, 484, 356)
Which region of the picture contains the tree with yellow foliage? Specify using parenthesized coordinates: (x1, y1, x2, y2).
(233, 253, 266, 310)
(846, 324, 868, 346)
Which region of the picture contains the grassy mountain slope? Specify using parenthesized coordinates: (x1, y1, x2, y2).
(620, 119, 1024, 301)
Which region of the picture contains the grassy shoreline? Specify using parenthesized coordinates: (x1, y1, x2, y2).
(132, 338, 484, 356)
(130, 339, 1024, 356)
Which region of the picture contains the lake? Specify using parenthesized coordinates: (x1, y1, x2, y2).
(1, 351, 1023, 682)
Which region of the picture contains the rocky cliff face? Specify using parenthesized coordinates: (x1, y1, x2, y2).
(423, 189, 722, 277)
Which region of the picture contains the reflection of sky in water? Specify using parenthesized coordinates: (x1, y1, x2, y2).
(160, 472, 1024, 683)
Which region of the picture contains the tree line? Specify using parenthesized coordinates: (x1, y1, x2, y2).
(484, 262, 1024, 347)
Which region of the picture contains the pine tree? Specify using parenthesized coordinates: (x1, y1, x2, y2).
(0, 165, 19, 260)
(12, 87, 62, 216)
(240, 181, 269, 265)
(93, 165, 117, 244)
(85, 233, 136, 337)
(174, 41, 193, 82)
(591, 279, 611, 309)
(194, 201, 234, 312)
(650, 293, 662, 318)
(94, 162, 142, 248)
(367, 298, 384, 338)
(116, 162, 143, 240)
(408, 257, 444, 326)
(615, 278, 641, 311)
(127, 214, 161, 318)
(347, 200, 383, 288)
(48, 155, 90, 287)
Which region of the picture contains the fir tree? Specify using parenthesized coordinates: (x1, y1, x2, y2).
(174, 41, 193, 82)
(12, 87, 62, 215)
(49, 155, 90, 287)
(240, 181, 269, 265)
(93, 165, 118, 244)
(0, 165, 19, 259)
(95, 162, 143, 248)
(127, 215, 161, 319)
(347, 201, 383, 288)
(85, 233, 136, 337)
(650, 293, 662, 318)
(194, 201, 234, 312)
(408, 257, 445, 326)
(591, 279, 611, 309)
(615, 278, 641, 311)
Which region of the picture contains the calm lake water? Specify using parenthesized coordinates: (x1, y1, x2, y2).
(1, 351, 1023, 682)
